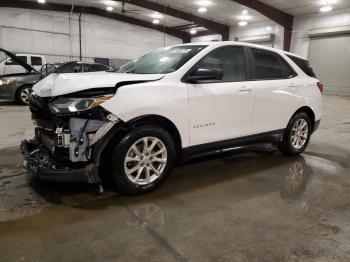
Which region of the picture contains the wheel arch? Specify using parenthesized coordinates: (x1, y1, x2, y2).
(96, 114, 183, 183)
(125, 114, 183, 163)
(15, 84, 33, 102)
(292, 106, 315, 129)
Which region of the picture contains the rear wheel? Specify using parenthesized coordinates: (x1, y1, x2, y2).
(110, 125, 175, 195)
(279, 112, 312, 156)
(16, 85, 32, 105)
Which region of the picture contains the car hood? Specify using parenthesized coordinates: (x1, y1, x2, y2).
(0, 48, 38, 74)
(33, 71, 165, 97)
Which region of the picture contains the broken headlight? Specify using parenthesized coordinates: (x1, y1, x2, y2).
(48, 95, 113, 114)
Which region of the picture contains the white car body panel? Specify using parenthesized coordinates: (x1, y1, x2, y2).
(33, 72, 164, 97)
(32, 41, 323, 149)
(187, 81, 254, 145)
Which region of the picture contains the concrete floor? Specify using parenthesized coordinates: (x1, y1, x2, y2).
(0, 95, 349, 261)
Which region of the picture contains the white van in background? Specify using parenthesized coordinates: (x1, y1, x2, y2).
(0, 53, 46, 75)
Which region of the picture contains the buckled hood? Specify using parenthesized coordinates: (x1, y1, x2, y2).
(33, 71, 164, 97)
(0, 48, 38, 74)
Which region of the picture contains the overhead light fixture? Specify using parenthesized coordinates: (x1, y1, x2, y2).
(103, 0, 117, 6)
(266, 26, 272, 31)
(106, 6, 114, 11)
(320, 5, 333, 12)
(151, 12, 163, 19)
(196, 0, 211, 6)
(242, 9, 248, 15)
(198, 7, 207, 13)
(190, 29, 198, 35)
(238, 21, 248, 26)
(38, 0, 46, 3)
(237, 15, 252, 20)
(153, 19, 160, 24)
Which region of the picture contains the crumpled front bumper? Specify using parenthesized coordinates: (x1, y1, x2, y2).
(21, 139, 100, 184)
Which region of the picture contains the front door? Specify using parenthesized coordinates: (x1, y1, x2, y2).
(186, 46, 255, 146)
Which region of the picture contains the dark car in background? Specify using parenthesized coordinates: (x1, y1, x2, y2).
(0, 48, 110, 105)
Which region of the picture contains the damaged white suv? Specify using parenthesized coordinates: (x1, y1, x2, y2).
(22, 42, 322, 195)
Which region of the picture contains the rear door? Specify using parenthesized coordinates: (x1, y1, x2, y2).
(248, 48, 299, 133)
(187, 46, 255, 146)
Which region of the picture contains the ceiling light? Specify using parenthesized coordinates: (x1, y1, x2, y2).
(103, 0, 117, 6)
(266, 26, 272, 31)
(319, 0, 337, 5)
(320, 5, 333, 12)
(196, 0, 211, 6)
(153, 19, 160, 24)
(106, 6, 114, 11)
(190, 29, 198, 35)
(38, 0, 46, 3)
(151, 12, 163, 19)
(237, 15, 252, 20)
(198, 7, 207, 13)
(238, 21, 248, 26)
(242, 9, 248, 15)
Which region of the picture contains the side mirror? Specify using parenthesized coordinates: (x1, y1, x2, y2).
(40, 64, 57, 78)
(187, 68, 223, 83)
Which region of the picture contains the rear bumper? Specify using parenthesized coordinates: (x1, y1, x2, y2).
(21, 140, 100, 184)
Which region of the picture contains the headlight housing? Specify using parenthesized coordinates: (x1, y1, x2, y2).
(48, 95, 113, 114)
(0, 79, 16, 86)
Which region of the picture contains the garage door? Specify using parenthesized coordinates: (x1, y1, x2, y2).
(309, 35, 350, 95)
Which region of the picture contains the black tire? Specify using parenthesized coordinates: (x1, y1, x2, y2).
(16, 85, 32, 105)
(110, 125, 176, 195)
(279, 112, 312, 156)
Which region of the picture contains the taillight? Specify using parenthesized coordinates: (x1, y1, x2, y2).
(317, 82, 324, 93)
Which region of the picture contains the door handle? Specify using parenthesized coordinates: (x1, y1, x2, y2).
(239, 86, 253, 93)
(289, 83, 298, 89)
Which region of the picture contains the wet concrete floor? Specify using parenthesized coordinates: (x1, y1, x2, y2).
(0, 95, 349, 261)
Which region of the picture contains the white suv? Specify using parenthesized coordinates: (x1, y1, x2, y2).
(22, 42, 322, 195)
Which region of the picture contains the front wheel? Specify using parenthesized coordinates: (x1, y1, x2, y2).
(279, 112, 312, 156)
(110, 125, 176, 195)
(16, 85, 32, 105)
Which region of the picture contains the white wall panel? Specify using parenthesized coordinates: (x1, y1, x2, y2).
(291, 8, 350, 58)
(0, 7, 181, 63)
(229, 20, 283, 50)
(191, 34, 222, 42)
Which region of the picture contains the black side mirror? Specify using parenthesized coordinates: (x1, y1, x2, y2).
(40, 64, 57, 78)
(187, 68, 223, 83)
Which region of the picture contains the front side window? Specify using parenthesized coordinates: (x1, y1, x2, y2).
(31, 56, 43, 66)
(118, 45, 206, 74)
(5, 55, 27, 65)
(193, 46, 246, 82)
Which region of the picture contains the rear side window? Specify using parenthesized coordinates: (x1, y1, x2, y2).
(287, 55, 315, 77)
(31, 56, 43, 66)
(252, 49, 295, 80)
(89, 64, 109, 72)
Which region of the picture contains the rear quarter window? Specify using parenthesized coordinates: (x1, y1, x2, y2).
(287, 55, 316, 77)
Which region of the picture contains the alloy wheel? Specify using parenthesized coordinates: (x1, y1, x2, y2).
(124, 136, 167, 186)
(291, 119, 309, 149)
(20, 87, 31, 104)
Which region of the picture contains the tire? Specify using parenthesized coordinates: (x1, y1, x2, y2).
(110, 125, 176, 195)
(279, 112, 312, 156)
(16, 85, 32, 105)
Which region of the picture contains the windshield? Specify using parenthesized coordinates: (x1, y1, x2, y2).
(117, 45, 207, 74)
